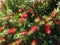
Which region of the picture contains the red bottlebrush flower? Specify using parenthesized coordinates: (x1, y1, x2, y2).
(45, 28, 51, 34)
(21, 13, 28, 18)
(54, 20, 60, 25)
(0, 27, 4, 31)
(31, 26, 38, 31)
(51, 11, 57, 17)
(20, 17, 25, 23)
(28, 26, 38, 34)
(31, 39, 38, 45)
(27, 8, 31, 13)
(21, 31, 28, 36)
(8, 28, 17, 34)
(44, 25, 51, 34)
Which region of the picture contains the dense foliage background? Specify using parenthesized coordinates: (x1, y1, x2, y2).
(0, 0, 60, 45)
